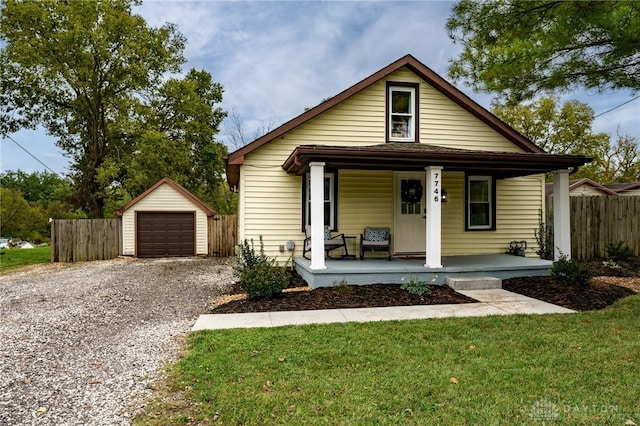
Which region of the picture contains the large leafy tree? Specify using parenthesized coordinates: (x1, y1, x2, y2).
(0, 0, 187, 217)
(447, 1, 640, 102)
(492, 98, 640, 182)
(98, 69, 228, 209)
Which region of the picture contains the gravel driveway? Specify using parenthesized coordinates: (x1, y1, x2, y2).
(0, 256, 234, 425)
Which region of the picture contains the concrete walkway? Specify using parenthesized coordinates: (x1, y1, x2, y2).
(192, 289, 574, 331)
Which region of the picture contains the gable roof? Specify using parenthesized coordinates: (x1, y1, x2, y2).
(605, 182, 640, 193)
(545, 178, 618, 197)
(115, 177, 215, 216)
(225, 54, 544, 187)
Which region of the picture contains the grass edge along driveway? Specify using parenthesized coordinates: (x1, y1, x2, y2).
(136, 295, 640, 425)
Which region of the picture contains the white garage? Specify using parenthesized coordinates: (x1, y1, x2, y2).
(116, 177, 215, 257)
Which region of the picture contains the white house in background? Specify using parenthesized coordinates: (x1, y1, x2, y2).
(606, 182, 640, 196)
(546, 178, 618, 197)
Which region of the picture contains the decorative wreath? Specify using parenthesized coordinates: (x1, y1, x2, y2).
(401, 179, 423, 204)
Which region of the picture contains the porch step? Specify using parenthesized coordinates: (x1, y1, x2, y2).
(446, 276, 502, 290)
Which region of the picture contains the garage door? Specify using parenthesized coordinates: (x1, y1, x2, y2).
(136, 212, 195, 257)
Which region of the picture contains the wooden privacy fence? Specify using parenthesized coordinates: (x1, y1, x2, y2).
(51, 219, 122, 263)
(547, 196, 640, 260)
(208, 215, 238, 257)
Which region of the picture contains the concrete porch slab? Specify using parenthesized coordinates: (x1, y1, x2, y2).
(295, 254, 552, 288)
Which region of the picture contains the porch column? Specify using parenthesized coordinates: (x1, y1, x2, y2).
(425, 166, 443, 268)
(552, 169, 571, 260)
(309, 162, 326, 270)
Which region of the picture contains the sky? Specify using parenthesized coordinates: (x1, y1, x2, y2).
(2, 0, 639, 176)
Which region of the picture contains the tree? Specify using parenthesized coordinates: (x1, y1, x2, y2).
(492, 97, 640, 182)
(222, 107, 274, 150)
(0, 170, 72, 204)
(597, 133, 640, 183)
(94, 69, 230, 212)
(447, 1, 640, 102)
(1, 0, 186, 217)
(0, 188, 42, 240)
(0, 170, 86, 239)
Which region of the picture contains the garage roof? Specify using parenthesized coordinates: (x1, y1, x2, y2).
(115, 177, 215, 216)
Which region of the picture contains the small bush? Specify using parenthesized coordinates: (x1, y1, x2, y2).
(551, 255, 593, 286)
(239, 261, 288, 300)
(401, 275, 433, 296)
(234, 237, 287, 300)
(605, 241, 634, 260)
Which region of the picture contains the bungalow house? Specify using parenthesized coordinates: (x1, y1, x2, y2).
(224, 55, 591, 287)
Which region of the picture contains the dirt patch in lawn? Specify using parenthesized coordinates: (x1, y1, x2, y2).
(211, 257, 640, 314)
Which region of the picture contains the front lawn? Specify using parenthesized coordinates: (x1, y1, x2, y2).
(0, 246, 51, 272)
(135, 295, 640, 425)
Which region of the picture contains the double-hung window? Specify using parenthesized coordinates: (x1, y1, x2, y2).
(387, 83, 418, 142)
(304, 172, 335, 230)
(466, 175, 495, 230)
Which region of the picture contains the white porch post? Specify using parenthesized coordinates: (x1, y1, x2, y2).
(309, 162, 326, 270)
(425, 166, 443, 268)
(552, 169, 571, 260)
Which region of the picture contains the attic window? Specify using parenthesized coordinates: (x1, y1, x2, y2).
(387, 82, 418, 142)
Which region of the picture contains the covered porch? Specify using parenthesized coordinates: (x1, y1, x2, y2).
(295, 254, 553, 288)
(283, 143, 591, 285)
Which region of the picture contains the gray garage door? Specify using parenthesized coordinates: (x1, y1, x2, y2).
(136, 212, 195, 257)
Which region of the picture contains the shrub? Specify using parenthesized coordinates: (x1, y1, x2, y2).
(239, 260, 288, 300)
(400, 275, 433, 296)
(605, 241, 634, 260)
(234, 237, 288, 300)
(551, 255, 593, 286)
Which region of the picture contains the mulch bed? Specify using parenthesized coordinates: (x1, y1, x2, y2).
(212, 257, 640, 314)
(502, 276, 636, 311)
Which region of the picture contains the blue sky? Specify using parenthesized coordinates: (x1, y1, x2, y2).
(2, 0, 638, 176)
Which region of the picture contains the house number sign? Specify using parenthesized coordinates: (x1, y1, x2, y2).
(433, 172, 440, 202)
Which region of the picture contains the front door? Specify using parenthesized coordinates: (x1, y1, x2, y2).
(394, 173, 426, 254)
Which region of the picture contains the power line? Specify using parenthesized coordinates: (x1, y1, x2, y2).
(1, 135, 61, 176)
(594, 95, 640, 118)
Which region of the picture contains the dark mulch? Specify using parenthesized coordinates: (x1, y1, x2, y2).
(213, 257, 640, 314)
(502, 276, 636, 311)
(212, 284, 477, 314)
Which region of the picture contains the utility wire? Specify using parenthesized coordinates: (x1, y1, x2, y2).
(1, 135, 61, 176)
(594, 95, 640, 118)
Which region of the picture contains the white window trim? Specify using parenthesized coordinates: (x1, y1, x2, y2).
(388, 86, 416, 142)
(467, 175, 493, 230)
(305, 173, 335, 230)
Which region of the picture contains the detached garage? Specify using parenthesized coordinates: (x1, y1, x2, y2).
(116, 177, 215, 257)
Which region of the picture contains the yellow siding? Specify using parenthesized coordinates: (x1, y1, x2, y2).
(441, 173, 545, 257)
(240, 67, 541, 260)
(121, 183, 209, 256)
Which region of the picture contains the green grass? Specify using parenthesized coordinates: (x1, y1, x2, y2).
(0, 246, 51, 272)
(135, 295, 640, 425)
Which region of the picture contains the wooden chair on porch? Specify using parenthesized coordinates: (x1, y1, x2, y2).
(360, 227, 392, 260)
(303, 226, 349, 260)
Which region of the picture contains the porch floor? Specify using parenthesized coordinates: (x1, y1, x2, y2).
(294, 254, 553, 288)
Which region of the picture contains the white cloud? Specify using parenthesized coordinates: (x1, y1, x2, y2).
(6, 0, 638, 174)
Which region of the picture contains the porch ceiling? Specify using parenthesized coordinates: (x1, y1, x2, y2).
(282, 143, 592, 179)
